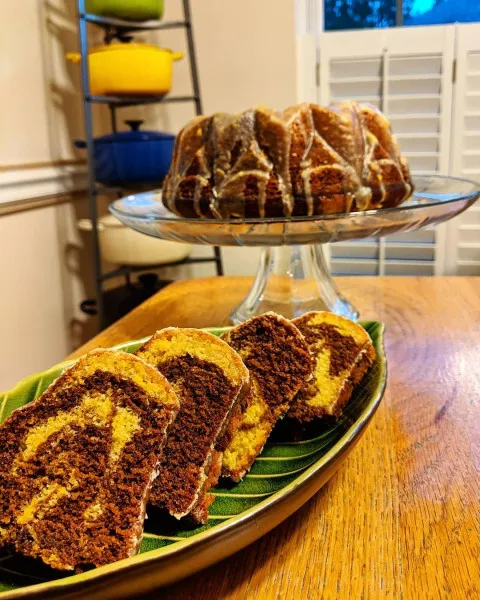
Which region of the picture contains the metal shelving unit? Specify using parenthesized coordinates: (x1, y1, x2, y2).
(76, 0, 223, 330)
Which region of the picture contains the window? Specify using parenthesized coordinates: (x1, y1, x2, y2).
(323, 0, 478, 31)
(406, 0, 480, 26)
(324, 0, 396, 30)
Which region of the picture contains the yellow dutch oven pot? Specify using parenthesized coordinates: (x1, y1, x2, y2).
(67, 44, 183, 95)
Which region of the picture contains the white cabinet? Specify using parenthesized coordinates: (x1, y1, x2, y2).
(310, 23, 480, 275)
(447, 24, 480, 275)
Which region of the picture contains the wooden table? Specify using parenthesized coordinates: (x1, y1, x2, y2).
(71, 276, 480, 600)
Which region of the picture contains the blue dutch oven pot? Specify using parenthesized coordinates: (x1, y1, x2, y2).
(75, 120, 175, 187)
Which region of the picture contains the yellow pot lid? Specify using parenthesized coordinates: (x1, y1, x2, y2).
(90, 43, 176, 54)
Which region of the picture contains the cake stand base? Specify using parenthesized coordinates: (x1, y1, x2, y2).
(231, 245, 359, 324)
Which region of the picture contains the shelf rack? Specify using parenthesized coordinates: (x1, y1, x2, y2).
(76, 0, 223, 330)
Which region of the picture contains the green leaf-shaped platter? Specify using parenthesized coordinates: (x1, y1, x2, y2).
(0, 322, 386, 600)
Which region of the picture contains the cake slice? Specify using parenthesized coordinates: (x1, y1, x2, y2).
(221, 312, 312, 481)
(287, 311, 376, 421)
(0, 349, 179, 572)
(135, 328, 249, 524)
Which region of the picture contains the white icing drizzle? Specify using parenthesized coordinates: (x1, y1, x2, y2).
(193, 176, 206, 217)
(354, 187, 373, 211)
(302, 105, 365, 214)
(165, 102, 412, 218)
(209, 190, 223, 219)
(363, 132, 386, 206)
(344, 192, 354, 213)
(301, 166, 314, 216)
(300, 107, 315, 216)
(257, 176, 269, 218)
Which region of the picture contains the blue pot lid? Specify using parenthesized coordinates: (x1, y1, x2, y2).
(95, 120, 175, 144)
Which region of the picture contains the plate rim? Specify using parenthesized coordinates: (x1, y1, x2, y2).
(0, 322, 387, 599)
(110, 174, 480, 225)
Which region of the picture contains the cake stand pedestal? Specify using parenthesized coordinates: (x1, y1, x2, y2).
(232, 245, 357, 323)
(110, 175, 479, 323)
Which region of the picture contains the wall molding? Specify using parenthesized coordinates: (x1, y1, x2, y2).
(0, 189, 87, 217)
(0, 163, 88, 205)
(0, 159, 85, 172)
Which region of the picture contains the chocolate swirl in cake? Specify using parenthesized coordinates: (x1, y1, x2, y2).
(136, 328, 249, 524)
(0, 350, 179, 572)
(221, 313, 312, 482)
(287, 311, 376, 422)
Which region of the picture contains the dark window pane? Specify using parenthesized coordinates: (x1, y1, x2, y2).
(324, 0, 396, 31)
(404, 0, 480, 25)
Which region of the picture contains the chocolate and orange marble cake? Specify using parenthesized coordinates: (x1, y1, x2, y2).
(220, 313, 312, 481)
(135, 328, 249, 524)
(287, 312, 376, 421)
(0, 349, 179, 571)
(162, 101, 413, 219)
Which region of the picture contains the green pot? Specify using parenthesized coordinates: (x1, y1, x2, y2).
(85, 0, 164, 21)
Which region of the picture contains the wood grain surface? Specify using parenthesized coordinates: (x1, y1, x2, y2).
(70, 276, 480, 600)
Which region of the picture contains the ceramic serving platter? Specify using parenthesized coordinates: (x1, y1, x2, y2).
(0, 322, 386, 600)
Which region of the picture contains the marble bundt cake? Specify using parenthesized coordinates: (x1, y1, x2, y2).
(162, 101, 413, 219)
(135, 328, 249, 523)
(287, 311, 376, 421)
(0, 349, 179, 571)
(221, 313, 312, 481)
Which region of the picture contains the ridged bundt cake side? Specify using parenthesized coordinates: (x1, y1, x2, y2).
(162, 101, 413, 219)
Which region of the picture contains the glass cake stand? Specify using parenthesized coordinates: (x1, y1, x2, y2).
(110, 175, 480, 323)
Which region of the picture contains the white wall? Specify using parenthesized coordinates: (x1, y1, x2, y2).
(0, 0, 92, 389)
(0, 201, 98, 387)
(0, 0, 298, 389)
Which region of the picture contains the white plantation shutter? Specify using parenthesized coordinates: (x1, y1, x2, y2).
(446, 23, 480, 275)
(318, 26, 455, 276)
